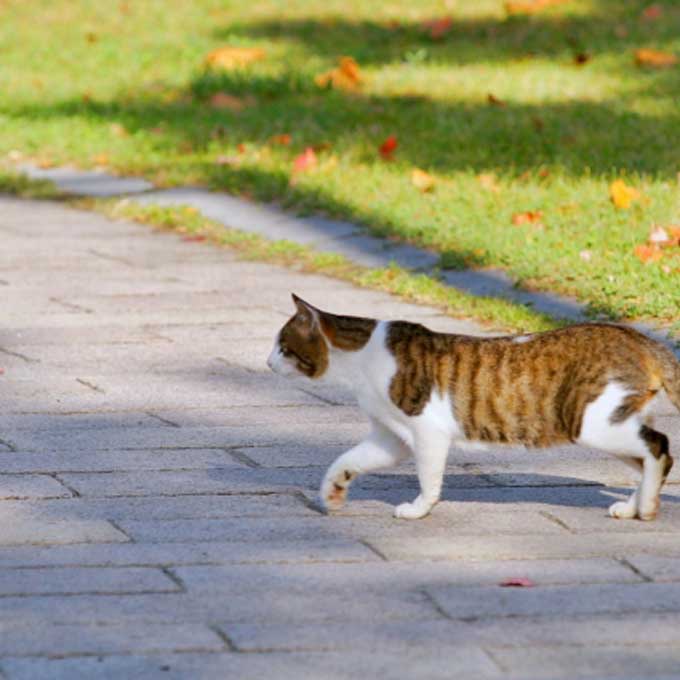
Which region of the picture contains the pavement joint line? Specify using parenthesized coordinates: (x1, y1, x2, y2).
(617, 557, 654, 583)
(357, 539, 389, 562)
(225, 448, 260, 469)
(293, 490, 325, 516)
(49, 473, 81, 498)
(209, 624, 239, 652)
(48, 297, 94, 314)
(0, 346, 40, 364)
(145, 412, 182, 428)
(87, 248, 137, 267)
(75, 378, 105, 394)
(481, 646, 510, 674)
(0, 438, 17, 452)
(420, 589, 454, 621)
(161, 567, 187, 593)
(107, 519, 134, 543)
(295, 387, 343, 406)
(538, 510, 575, 534)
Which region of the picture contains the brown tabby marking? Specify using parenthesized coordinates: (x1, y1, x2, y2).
(387, 322, 674, 447)
(278, 295, 376, 378)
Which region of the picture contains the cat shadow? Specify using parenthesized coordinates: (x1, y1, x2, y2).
(351, 472, 680, 510)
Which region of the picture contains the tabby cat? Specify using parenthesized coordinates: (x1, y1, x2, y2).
(267, 294, 680, 521)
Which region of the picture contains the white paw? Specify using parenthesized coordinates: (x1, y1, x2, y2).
(393, 497, 433, 520)
(320, 469, 355, 512)
(638, 498, 660, 521)
(608, 500, 637, 519)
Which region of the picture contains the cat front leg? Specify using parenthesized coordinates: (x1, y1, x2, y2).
(394, 429, 450, 520)
(320, 422, 411, 511)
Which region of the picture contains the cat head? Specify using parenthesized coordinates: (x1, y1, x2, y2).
(267, 294, 330, 379)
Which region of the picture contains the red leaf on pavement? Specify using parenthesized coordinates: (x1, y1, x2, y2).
(500, 578, 536, 587)
(293, 147, 317, 173)
(379, 135, 398, 159)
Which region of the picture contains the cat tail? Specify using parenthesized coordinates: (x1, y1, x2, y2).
(652, 343, 680, 414)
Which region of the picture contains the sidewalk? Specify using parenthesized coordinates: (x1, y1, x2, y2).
(1, 193, 680, 679)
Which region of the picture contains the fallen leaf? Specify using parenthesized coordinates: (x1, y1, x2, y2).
(312, 141, 332, 152)
(512, 210, 543, 225)
(532, 116, 545, 131)
(499, 577, 535, 587)
(609, 179, 640, 209)
(641, 4, 663, 21)
(85, 32, 98, 43)
(237, 143, 247, 154)
(204, 46, 266, 70)
(487, 93, 506, 107)
(574, 52, 591, 65)
(209, 92, 253, 111)
(411, 168, 436, 192)
(634, 243, 663, 263)
(422, 16, 453, 40)
(182, 235, 207, 242)
(505, 0, 570, 15)
(379, 135, 398, 159)
(478, 173, 500, 193)
(634, 48, 678, 68)
(271, 133, 292, 146)
(293, 147, 317, 173)
(315, 56, 363, 91)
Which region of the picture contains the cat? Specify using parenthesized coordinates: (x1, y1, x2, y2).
(267, 294, 680, 521)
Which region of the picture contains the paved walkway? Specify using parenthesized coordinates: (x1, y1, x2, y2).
(1, 194, 680, 679)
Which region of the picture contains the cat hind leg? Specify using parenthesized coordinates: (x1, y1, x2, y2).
(320, 422, 410, 512)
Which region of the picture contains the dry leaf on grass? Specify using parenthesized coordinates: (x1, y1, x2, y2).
(204, 46, 266, 70)
(609, 180, 641, 209)
(379, 135, 398, 159)
(487, 93, 506, 107)
(271, 133, 292, 146)
(634, 244, 664, 264)
(641, 4, 663, 21)
(634, 48, 678, 68)
(411, 168, 436, 192)
(315, 56, 363, 91)
(505, 0, 570, 15)
(422, 16, 453, 40)
(293, 147, 318, 173)
(512, 210, 543, 225)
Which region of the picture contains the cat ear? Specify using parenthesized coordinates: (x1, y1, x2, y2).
(291, 293, 319, 328)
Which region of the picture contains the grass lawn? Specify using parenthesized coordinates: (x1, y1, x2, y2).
(1, 0, 679, 327)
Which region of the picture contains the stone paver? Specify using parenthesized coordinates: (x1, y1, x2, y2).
(0, 193, 679, 679)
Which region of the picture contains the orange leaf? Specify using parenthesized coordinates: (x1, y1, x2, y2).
(512, 210, 543, 225)
(271, 133, 292, 146)
(379, 135, 398, 159)
(609, 180, 640, 209)
(92, 153, 109, 166)
(505, 0, 570, 15)
(634, 244, 663, 263)
(634, 48, 678, 68)
(204, 46, 266, 70)
(641, 4, 663, 21)
(293, 147, 317, 173)
(422, 16, 453, 40)
(487, 93, 506, 107)
(315, 56, 363, 91)
(209, 92, 252, 111)
(411, 168, 436, 192)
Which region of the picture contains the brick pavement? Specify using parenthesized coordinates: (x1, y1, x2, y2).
(1, 194, 680, 679)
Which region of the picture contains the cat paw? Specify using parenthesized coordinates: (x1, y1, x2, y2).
(393, 497, 433, 520)
(608, 500, 637, 519)
(320, 469, 355, 512)
(638, 498, 660, 521)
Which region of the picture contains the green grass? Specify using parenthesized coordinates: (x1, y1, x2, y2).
(1, 0, 679, 325)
